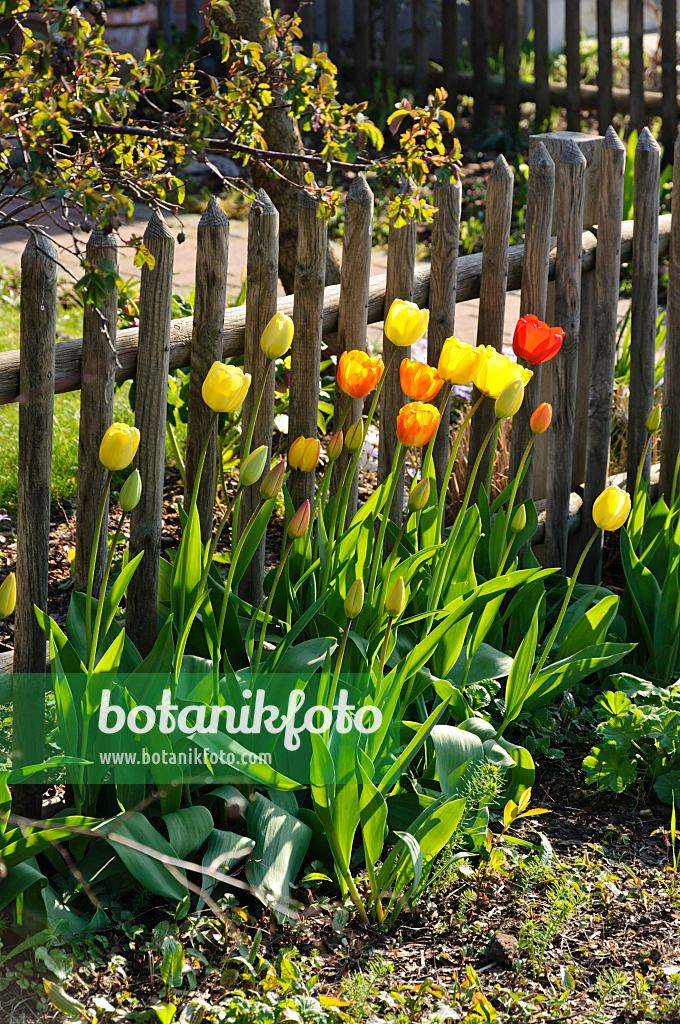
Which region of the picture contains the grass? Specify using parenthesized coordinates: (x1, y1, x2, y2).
(0, 264, 141, 513)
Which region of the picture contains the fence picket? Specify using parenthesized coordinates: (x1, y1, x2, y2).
(504, 0, 520, 134)
(428, 180, 462, 494)
(127, 212, 174, 658)
(290, 190, 327, 510)
(628, 0, 645, 133)
(239, 190, 278, 606)
(533, 0, 550, 129)
(74, 229, 118, 596)
(471, 0, 490, 126)
(378, 209, 417, 525)
(11, 233, 57, 795)
(661, 0, 677, 161)
(333, 174, 374, 521)
(661, 131, 680, 500)
(545, 141, 587, 571)
(184, 197, 230, 544)
(354, 0, 370, 90)
(582, 126, 626, 581)
(565, 0, 581, 131)
(413, 0, 429, 101)
(597, 0, 613, 132)
(627, 128, 661, 493)
(509, 141, 555, 503)
(325, 0, 340, 65)
(442, 0, 458, 107)
(383, 0, 400, 88)
(467, 155, 514, 500)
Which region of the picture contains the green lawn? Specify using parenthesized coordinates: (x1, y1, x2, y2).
(0, 265, 139, 512)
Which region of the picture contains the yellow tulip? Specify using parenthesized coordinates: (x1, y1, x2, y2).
(385, 576, 406, 618)
(592, 486, 631, 531)
(473, 346, 533, 399)
(99, 423, 140, 471)
(202, 362, 251, 414)
(495, 378, 525, 419)
(0, 573, 16, 619)
(288, 436, 321, 473)
(384, 299, 430, 348)
(438, 337, 484, 386)
(260, 312, 294, 360)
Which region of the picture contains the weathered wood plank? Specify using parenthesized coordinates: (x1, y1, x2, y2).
(74, 229, 118, 595)
(126, 212, 174, 658)
(661, 131, 680, 500)
(184, 197, 230, 544)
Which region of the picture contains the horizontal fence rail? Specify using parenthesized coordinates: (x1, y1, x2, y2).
(0, 215, 671, 407)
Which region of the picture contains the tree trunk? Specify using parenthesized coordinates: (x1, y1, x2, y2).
(229, 0, 341, 293)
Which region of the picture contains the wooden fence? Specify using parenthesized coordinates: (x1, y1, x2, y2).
(4, 124, 680, 773)
(318, 0, 679, 152)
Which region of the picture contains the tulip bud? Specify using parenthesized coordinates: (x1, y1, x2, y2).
(260, 312, 294, 360)
(408, 477, 430, 512)
(287, 500, 311, 539)
(260, 460, 285, 501)
(510, 505, 527, 534)
(646, 404, 662, 434)
(0, 573, 16, 619)
(119, 468, 142, 511)
(494, 378, 525, 420)
(68, 548, 75, 575)
(240, 445, 269, 487)
(327, 429, 344, 462)
(345, 419, 364, 453)
(344, 578, 365, 619)
(385, 576, 406, 619)
(530, 402, 552, 434)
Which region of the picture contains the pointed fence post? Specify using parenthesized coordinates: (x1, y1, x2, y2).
(184, 197, 230, 544)
(239, 190, 278, 606)
(508, 142, 555, 505)
(628, 0, 645, 133)
(582, 126, 626, 582)
(332, 175, 374, 522)
(127, 212, 174, 658)
(533, 0, 550, 129)
(597, 0, 613, 133)
(626, 128, 661, 494)
(290, 190, 327, 511)
(661, 131, 680, 501)
(378, 206, 417, 526)
(565, 0, 581, 131)
(467, 155, 514, 500)
(75, 228, 118, 596)
(428, 179, 462, 495)
(545, 141, 587, 572)
(12, 232, 57, 816)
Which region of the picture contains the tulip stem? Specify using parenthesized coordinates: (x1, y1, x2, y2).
(327, 617, 351, 728)
(497, 529, 598, 739)
(435, 394, 484, 543)
(336, 395, 352, 432)
(178, 410, 219, 630)
(498, 436, 535, 575)
(321, 459, 352, 596)
(253, 538, 293, 676)
(167, 421, 186, 488)
(88, 508, 127, 674)
(86, 469, 113, 663)
(233, 360, 272, 546)
(671, 447, 680, 505)
(366, 445, 407, 610)
(374, 512, 411, 634)
(334, 348, 397, 543)
(422, 383, 453, 480)
(428, 419, 497, 617)
(484, 419, 502, 498)
(634, 432, 652, 500)
(375, 617, 393, 697)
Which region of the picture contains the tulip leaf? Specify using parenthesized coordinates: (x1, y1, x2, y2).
(431, 724, 484, 798)
(95, 811, 189, 900)
(246, 793, 311, 916)
(231, 498, 276, 588)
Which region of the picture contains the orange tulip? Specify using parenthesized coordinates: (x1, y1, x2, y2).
(400, 359, 444, 402)
(530, 403, 552, 434)
(396, 402, 440, 447)
(337, 350, 384, 399)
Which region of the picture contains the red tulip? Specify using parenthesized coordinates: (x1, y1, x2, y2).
(512, 314, 564, 365)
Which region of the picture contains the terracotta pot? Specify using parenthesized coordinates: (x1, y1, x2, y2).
(101, 2, 158, 60)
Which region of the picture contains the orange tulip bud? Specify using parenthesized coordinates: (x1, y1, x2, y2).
(530, 403, 553, 434)
(337, 350, 384, 399)
(399, 358, 444, 402)
(396, 402, 440, 448)
(327, 429, 344, 461)
(288, 436, 321, 472)
(288, 500, 311, 539)
(260, 460, 286, 500)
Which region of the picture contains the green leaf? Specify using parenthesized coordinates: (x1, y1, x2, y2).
(100, 552, 145, 641)
(583, 743, 636, 793)
(245, 794, 311, 917)
(557, 594, 619, 659)
(161, 936, 184, 989)
(197, 830, 256, 910)
(159, 805, 214, 861)
(43, 979, 88, 1019)
(431, 724, 484, 798)
(524, 643, 634, 712)
(501, 602, 540, 729)
(95, 812, 188, 900)
(231, 499, 276, 588)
